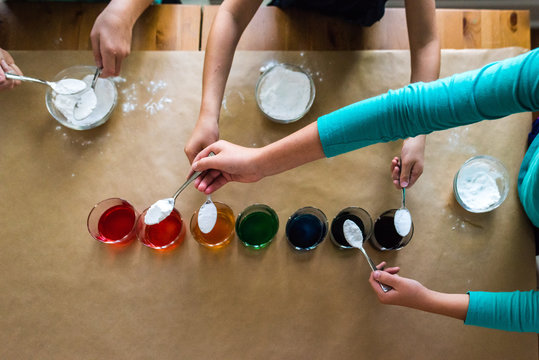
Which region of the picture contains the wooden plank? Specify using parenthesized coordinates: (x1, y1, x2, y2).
(201, 6, 531, 51)
(0, 3, 201, 51)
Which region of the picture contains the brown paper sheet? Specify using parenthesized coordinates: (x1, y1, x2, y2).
(0, 49, 536, 359)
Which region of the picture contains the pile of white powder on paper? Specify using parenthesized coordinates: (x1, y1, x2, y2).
(53, 75, 115, 127)
(257, 65, 312, 121)
(456, 162, 502, 211)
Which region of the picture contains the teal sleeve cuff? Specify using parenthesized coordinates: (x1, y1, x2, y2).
(317, 49, 539, 158)
(465, 290, 539, 333)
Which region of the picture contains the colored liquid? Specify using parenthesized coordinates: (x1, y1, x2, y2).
(97, 204, 136, 242)
(142, 209, 184, 249)
(191, 203, 235, 248)
(373, 215, 403, 249)
(237, 211, 278, 248)
(330, 213, 365, 248)
(286, 213, 326, 250)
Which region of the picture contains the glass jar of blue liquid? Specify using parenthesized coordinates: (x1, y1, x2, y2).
(285, 207, 328, 251)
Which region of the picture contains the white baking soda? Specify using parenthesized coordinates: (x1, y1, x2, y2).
(52, 78, 87, 95)
(343, 219, 364, 248)
(52, 74, 115, 127)
(197, 196, 217, 234)
(456, 162, 502, 211)
(394, 209, 412, 237)
(258, 66, 311, 121)
(145, 198, 175, 225)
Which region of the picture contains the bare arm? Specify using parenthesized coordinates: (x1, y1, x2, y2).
(90, 0, 154, 77)
(392, 0, 440, 188)
(369, 263, 469, 321)
(191, 122, 325, 193)
(184, 0, 262, 163)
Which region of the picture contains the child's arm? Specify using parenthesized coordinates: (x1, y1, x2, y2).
(184, 0, 262, 164)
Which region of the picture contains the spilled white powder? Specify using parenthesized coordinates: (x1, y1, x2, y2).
(197, 196, 217, 234)
(343, 219, 364, 248)
(52, 75, 115, 127)
(144, 198, 175, 225)
(117, 78, 171, 116)
(394, 209, 412, 237)
(456, 162, 502, 211)
(257, 65, 312, 121)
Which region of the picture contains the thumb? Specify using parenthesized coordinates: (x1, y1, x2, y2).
(374, 270, 400, 288)
(399, 160, 411, 188)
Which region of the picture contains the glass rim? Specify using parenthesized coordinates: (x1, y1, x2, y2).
(87, 197, 138, 244)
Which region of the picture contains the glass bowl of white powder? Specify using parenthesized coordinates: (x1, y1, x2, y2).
(255, 63, 315, 124)
(453, 155, 510, 213)
(45, 66, 117, 130)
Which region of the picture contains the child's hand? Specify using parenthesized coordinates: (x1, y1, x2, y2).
(391, 135, 425, 189)
(184, 116, 220, 164)
(90, 6, 133, 77)
(0, 49, 23, 91)
(368, 262, 428, 308)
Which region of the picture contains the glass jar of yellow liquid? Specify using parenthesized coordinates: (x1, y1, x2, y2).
(190, 201, 235, 249)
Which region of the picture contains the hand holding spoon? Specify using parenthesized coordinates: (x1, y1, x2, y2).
(343, 219, 391, 292)
(144, 152, 216, 225)
(5, 72, 86, 95)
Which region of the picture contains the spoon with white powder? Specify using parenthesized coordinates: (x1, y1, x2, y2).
(197, 195, 218, 233)
(343, 220, 391, 293)
(394, 189, 412, 237)
(5, 72, 87, 95)
(144, 152, 216, 225)
(394, 160, 412, 237)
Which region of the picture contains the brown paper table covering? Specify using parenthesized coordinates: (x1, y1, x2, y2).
(0, 49, 536, 359)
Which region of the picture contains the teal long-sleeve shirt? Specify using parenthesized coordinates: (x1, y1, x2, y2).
(465, 291, 539, 332)
(317, 48, 539, 227)
(317, 49, 539, 332)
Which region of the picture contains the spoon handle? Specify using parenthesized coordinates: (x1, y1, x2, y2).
(172, 152, 216, 201)
(361, 248, 392, 293)
(91, 67, 102, 90)
(5, 73, 47, 85)
(401, 187, 406, 209)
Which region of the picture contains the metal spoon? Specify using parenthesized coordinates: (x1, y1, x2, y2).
(73, 67, 102, 120)
(198, 195, 218, 233)
(90, 67, 102, 90)
(394, 159, 412, 236)
(343, 219, 391, 292)
(144, 152, 216, 225)
(5, 72, 86, 95)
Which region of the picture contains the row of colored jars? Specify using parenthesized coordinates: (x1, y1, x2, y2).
(87, 198, 413, 251)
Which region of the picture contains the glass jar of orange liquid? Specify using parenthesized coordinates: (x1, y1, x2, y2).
(190, 201, 235, 249)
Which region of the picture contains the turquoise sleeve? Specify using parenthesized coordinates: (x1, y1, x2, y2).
(317, 49, 539, 157)
(465, 291, 539, 333)
(518, 134, 539, 227)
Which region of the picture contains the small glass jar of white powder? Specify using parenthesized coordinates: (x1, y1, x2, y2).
(46, 66, 117, 130)
(255, 63, 315, 124)
(453, 155, 510, 213)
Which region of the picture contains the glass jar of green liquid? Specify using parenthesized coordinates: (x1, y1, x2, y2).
(236, 204, 279, 249)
